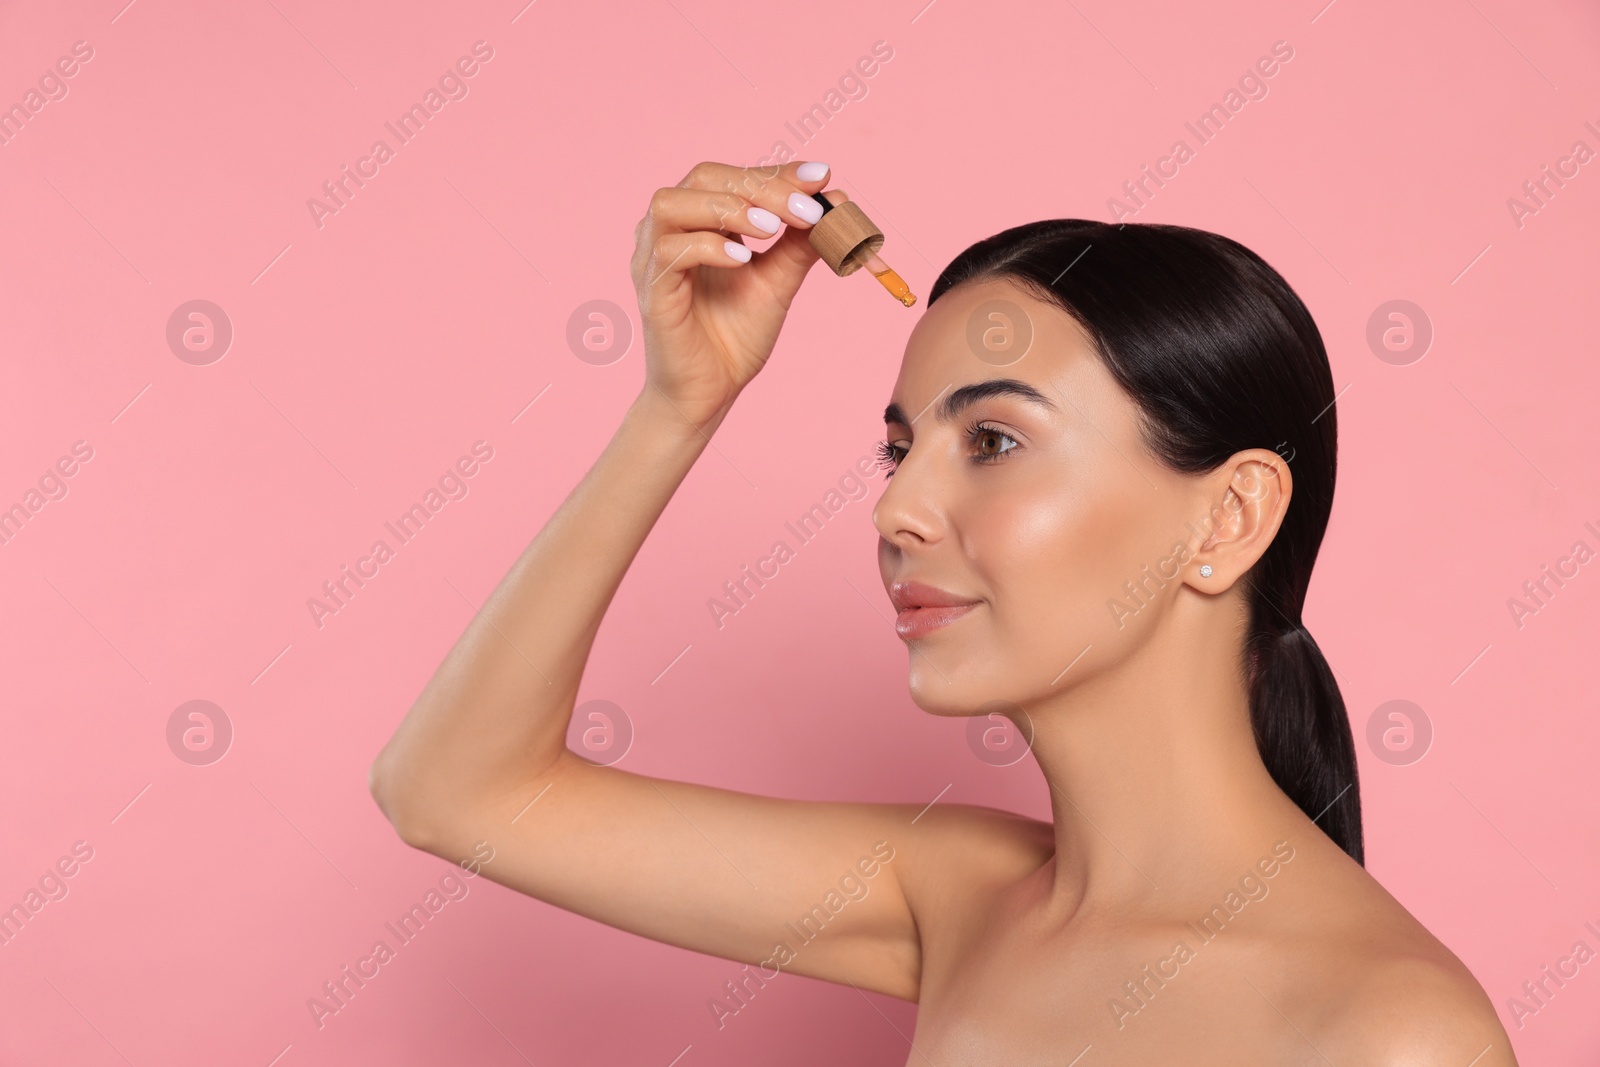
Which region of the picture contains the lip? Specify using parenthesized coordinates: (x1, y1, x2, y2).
(895, 602, 979, 640)
(889, 580, 982, 640)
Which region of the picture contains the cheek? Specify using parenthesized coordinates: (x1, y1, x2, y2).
(972, 477, 1165, 638)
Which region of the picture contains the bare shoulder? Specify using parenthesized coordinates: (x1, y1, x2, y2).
(1242, 835, 1519, 1064)
(900, 801, 1054, 877)
(893, 801, 1054, 916)
(1312, 951, 1518, 1066)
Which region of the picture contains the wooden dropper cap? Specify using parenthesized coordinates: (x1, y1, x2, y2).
(806, 193, 883, 276)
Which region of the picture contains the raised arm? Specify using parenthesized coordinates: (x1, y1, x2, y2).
(368, 157, 832, 831)
(367, 160, 1051, 999)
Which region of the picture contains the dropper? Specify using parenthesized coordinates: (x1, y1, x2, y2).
(806, 192, 917, 307)
(857, 249, 917, 307)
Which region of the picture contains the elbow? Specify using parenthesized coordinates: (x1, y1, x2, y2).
(368, 752, 440, 852)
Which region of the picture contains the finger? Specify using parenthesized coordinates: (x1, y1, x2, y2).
(641, 186, 789, 243)
(637, 230, 752, 295)
(672, 159, 834, 233)
(747, 188, 850, 292)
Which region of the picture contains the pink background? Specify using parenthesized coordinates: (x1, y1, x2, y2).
(2, 0, 1598, 1062)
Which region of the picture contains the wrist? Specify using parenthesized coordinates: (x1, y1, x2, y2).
(629, 384, 735, 443)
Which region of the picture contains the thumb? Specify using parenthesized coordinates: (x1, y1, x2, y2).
(749, 218, 824, 299)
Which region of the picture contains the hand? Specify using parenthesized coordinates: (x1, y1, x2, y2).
(630, 160, 841, 430)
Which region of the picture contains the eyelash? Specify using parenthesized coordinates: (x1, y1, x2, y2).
(874, 421, 1019, 477)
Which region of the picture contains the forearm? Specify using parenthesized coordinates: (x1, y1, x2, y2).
(370, 384, 727, 834)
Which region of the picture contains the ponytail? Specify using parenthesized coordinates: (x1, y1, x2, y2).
(1247, 620, 1364, 865)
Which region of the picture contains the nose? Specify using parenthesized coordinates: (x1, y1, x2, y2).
(871, 446, 946, 550)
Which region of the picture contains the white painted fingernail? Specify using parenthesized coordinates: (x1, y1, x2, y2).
(747, 206, 781, 234)
(724, 240, 752, 263)
(796, 161, 830, 181)
(789, 192, 824, 224)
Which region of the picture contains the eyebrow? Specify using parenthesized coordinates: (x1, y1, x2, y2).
(883, 378, 1059, 428)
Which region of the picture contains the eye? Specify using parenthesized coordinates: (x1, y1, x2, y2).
(874, 423, 1020, 477)
(967, 421, 1019, 463)
(875, 439, 905, 477)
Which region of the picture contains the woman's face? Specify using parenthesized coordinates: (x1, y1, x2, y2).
(873, 276, 1209, 714)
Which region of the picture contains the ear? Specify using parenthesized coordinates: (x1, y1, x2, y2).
(1188, 449, 1292, 592)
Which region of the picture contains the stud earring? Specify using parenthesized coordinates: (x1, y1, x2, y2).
(1199, 565, 1213, 578)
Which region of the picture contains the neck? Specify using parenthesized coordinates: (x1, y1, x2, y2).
(1021, 602, 1310, 924)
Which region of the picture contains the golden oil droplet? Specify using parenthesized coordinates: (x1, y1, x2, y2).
(871, 266, 917, 307)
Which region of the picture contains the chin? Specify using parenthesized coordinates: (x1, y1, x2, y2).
(904, 662, 1004, 718)
(906, 688, 973, 718)
(905, 638, 1095, 718)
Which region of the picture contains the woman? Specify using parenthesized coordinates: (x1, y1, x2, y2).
(369, 160, 1516, 1063)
